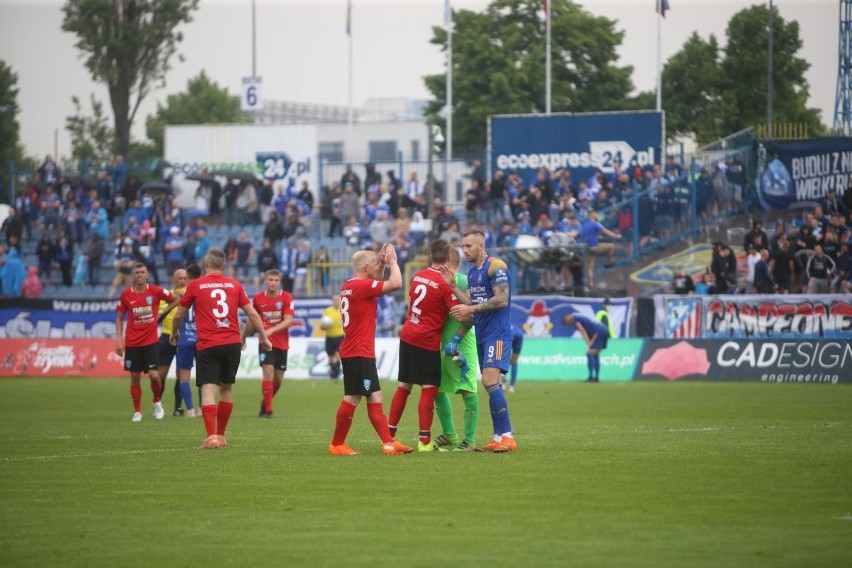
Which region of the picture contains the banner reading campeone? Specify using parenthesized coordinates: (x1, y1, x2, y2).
(489, 111, 663, 184)
(757, 137, 852, 210)
(654, 294, 852, 339)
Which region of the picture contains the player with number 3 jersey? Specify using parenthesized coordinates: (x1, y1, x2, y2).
(171, 248, 270, 450)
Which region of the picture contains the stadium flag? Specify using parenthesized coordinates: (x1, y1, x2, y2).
(445, 0, 453, 159)
(655, 0, 669, 111)
(346, 0, 352, 35)
(544, 0, 551, 114)
(666, 298, 702, 339)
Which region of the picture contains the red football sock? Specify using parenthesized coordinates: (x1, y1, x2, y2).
(261, 379, 274, 413)
(216, 401, 234, 436)
(331, 401, 356, 446)
(387, 386, 411, 436)
(130, 385, 142, 413)
(150, 378, 161, 403)
(367, 402, 393, 444)
(201, 404, 217, 437)
(417, 386, 438, 444)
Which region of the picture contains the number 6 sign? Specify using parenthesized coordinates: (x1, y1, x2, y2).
(241, 76, 263, 111)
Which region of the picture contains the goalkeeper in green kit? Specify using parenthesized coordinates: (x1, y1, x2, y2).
(434, 248, 479, 451)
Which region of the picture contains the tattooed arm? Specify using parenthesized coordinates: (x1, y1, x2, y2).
(474, 282, 509, 313)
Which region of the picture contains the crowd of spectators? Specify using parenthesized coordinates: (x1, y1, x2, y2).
(670, 189, 852, 295)
(7, 150, 837, 301)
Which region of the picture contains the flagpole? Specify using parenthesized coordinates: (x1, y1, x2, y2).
(347, 0, 353, 159)
(446, 0, 453, 161)
(656, 0, 662, 111)
(545, 0, 551, 115)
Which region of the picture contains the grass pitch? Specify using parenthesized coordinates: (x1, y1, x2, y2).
(1, 378, 850, 568)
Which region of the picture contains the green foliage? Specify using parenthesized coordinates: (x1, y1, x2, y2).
(663, 5, 823, 144)
(1, 379, 851, 567)
(62, 0, 200, 157)
(0, 59, 22, 167)
(662, 33, 726, 144)
(65, 95, 116, 164)
(721, 4, 823, 135)
(424, 0, 636, 151)
(145, 71, 249, 156)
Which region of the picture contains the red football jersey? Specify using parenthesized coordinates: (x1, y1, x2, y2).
(253, 290, 295, 350)
(339, 277, 385, 359)
(399, 266, 459, 351)
(179, 273, 250, 351)
(117, 284, 173, 347)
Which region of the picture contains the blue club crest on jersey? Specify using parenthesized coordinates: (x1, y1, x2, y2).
(275, 302, 283, 309)
(146, 296, 153, 305)
(363, 378, 372, 391)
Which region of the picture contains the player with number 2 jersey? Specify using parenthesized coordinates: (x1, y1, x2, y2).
(388, 239, 460, 452)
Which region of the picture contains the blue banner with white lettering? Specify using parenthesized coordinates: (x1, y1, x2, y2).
(757, 138, 852, 210)
(0, 298, 332, 339)
(489, 112, 663, 185)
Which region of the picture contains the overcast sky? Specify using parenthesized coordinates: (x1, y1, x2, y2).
(0, 0, 835, 160)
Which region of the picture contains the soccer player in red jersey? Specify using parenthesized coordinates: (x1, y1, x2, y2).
(387, 239, 463, 451)
(328, 244, 413, 456)
(170, 249, 271, 449)
(241, 269, 294, 418)
(115, 263, 176, 422)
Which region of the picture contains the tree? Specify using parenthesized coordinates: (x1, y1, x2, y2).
(720, 4, 822, 135)
(0, 60, 22, 169)
(145, 71, 249, 156)
(66, 95, 116, 164)
(661, 33, 726, 144)
(423, 0, 637, 152)
(62, 0, 200, 157)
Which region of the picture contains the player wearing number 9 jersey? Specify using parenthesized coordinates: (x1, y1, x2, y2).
(171, 248, 271, 449)
(387, 239, 461, 452)
(328, 244, 413, 456)
(443, 229, 517, 453)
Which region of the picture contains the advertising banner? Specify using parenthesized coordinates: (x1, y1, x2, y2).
(0, 339, 125, 378)
(0, 296, 631, 340)
(164, 124, 318, 208)
(653, 294, 852, 339)
(489, 111, 662, 185)
(511, 295, 632, 338)
(757, 138, 852, 210)
(636, 339, 852, 384)
(517, 338, 643, 381)
(0, 298, 333, 340)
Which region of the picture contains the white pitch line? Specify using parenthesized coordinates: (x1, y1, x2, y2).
(667, 427, 718, 433)
(1, 448, 188, 462)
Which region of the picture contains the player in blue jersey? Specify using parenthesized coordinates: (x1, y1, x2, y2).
(172, 264, 201, 415)
(562, 312, 610, 382)
(500, 324, 524, 393)
(441, 229, 517, 453)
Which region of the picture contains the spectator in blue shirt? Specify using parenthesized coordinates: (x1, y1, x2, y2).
(580, 210, 622, 287)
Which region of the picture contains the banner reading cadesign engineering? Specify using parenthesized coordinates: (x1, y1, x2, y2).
(654, 294, 852, 339)
(636, 339, 852, 384)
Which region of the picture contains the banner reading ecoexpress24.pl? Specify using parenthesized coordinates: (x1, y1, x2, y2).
(489, 111, 663, 184)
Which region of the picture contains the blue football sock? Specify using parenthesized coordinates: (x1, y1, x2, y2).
(180, 382, 194, 410)
(593, 354, 601, 379)
(510, 363, 518, 386)
(587, 354, 594, 379)
(486, 384, 513, 436)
